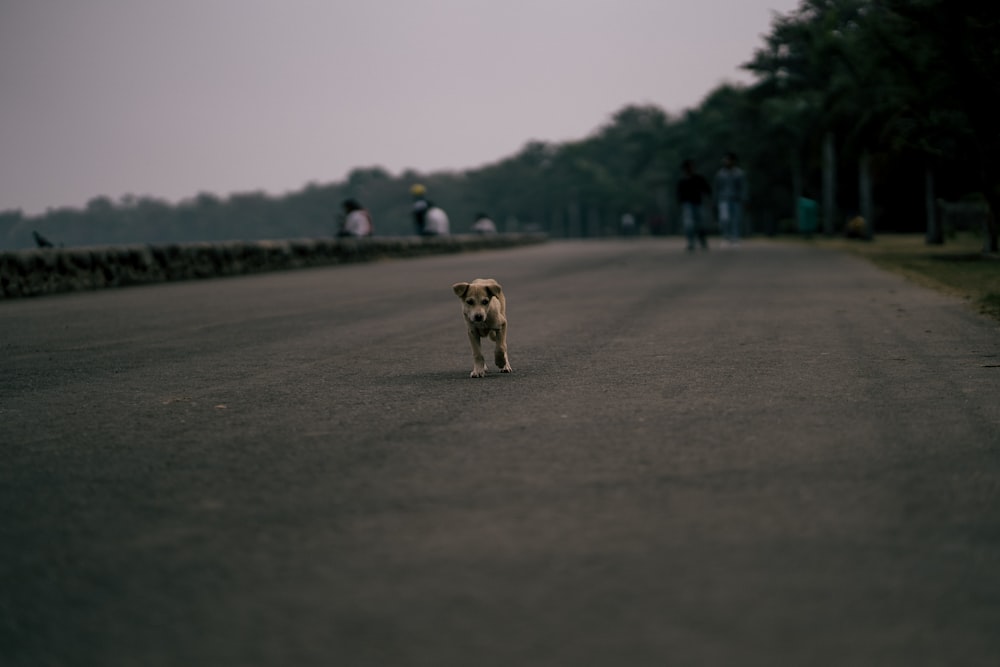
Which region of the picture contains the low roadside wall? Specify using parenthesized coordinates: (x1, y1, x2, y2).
(0, 233, 547, 300)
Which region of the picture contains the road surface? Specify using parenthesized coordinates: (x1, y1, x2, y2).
(3, 238, 999, 666)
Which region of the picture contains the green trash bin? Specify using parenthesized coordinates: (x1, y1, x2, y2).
(798, 197, 818, 236)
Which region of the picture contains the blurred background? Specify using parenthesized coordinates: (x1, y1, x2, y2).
(1, 1, 996, 248)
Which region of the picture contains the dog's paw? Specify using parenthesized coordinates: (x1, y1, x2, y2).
(470, 367, 487, 378)
(499, 363, 513, 373)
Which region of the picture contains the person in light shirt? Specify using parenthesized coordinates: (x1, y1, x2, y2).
(471, 212, 497, 234)
(338, 199, 373, 237)
(714, 152, 747, 246)
(422, 203, 450, 235)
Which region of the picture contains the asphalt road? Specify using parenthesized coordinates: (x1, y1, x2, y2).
(3, 238, 999, 667)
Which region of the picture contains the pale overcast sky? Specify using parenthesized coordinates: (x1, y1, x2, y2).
(0, 0, 800, 214)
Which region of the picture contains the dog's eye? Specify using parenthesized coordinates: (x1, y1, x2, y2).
(481, 299, 489, 305)
(466, 299, 475, 305)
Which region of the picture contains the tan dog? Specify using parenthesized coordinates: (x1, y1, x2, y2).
(452, 278, 512, 378)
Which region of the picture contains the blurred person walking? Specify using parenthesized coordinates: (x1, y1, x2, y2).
(714, 152, 747, 246)
(677, 159, 711, 251)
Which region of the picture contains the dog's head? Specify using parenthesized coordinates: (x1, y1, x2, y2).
(453, 279, 502, 324)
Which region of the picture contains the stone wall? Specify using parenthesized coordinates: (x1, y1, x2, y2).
(1, 233, 547, 300)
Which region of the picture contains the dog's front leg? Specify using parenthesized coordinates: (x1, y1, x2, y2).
(468, 329, 487, 377)
(494, 324, 512, 373)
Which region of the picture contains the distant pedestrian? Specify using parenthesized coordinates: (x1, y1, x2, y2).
(338, 199, 373, 237)
(471, 212, 497, 234)
(677, 159, 711, 251)
(422, 202, 450, 235)
(714, 152, 747, 246)
(411, 183, 430, 235)
(620, 212, 637, 237)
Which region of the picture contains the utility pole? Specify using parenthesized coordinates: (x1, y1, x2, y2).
(859, 150, 874, 240)
(822, 132, 837, 236)
(925, 165, 942, 245)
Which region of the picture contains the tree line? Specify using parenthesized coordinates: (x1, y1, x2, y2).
(2, 0, 996, 251)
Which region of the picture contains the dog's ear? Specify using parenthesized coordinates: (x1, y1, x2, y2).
(452, 282, 470, 298)
(484, 280, 502, 298)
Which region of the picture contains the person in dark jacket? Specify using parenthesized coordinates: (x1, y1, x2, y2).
(410, 183, 429, 235)
(677, 159, 712, 251)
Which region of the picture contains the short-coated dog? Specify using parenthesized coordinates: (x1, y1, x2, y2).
(452, 278, 512, 378)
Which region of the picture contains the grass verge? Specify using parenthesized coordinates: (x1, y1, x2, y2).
(789, 233, 1000, 322)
